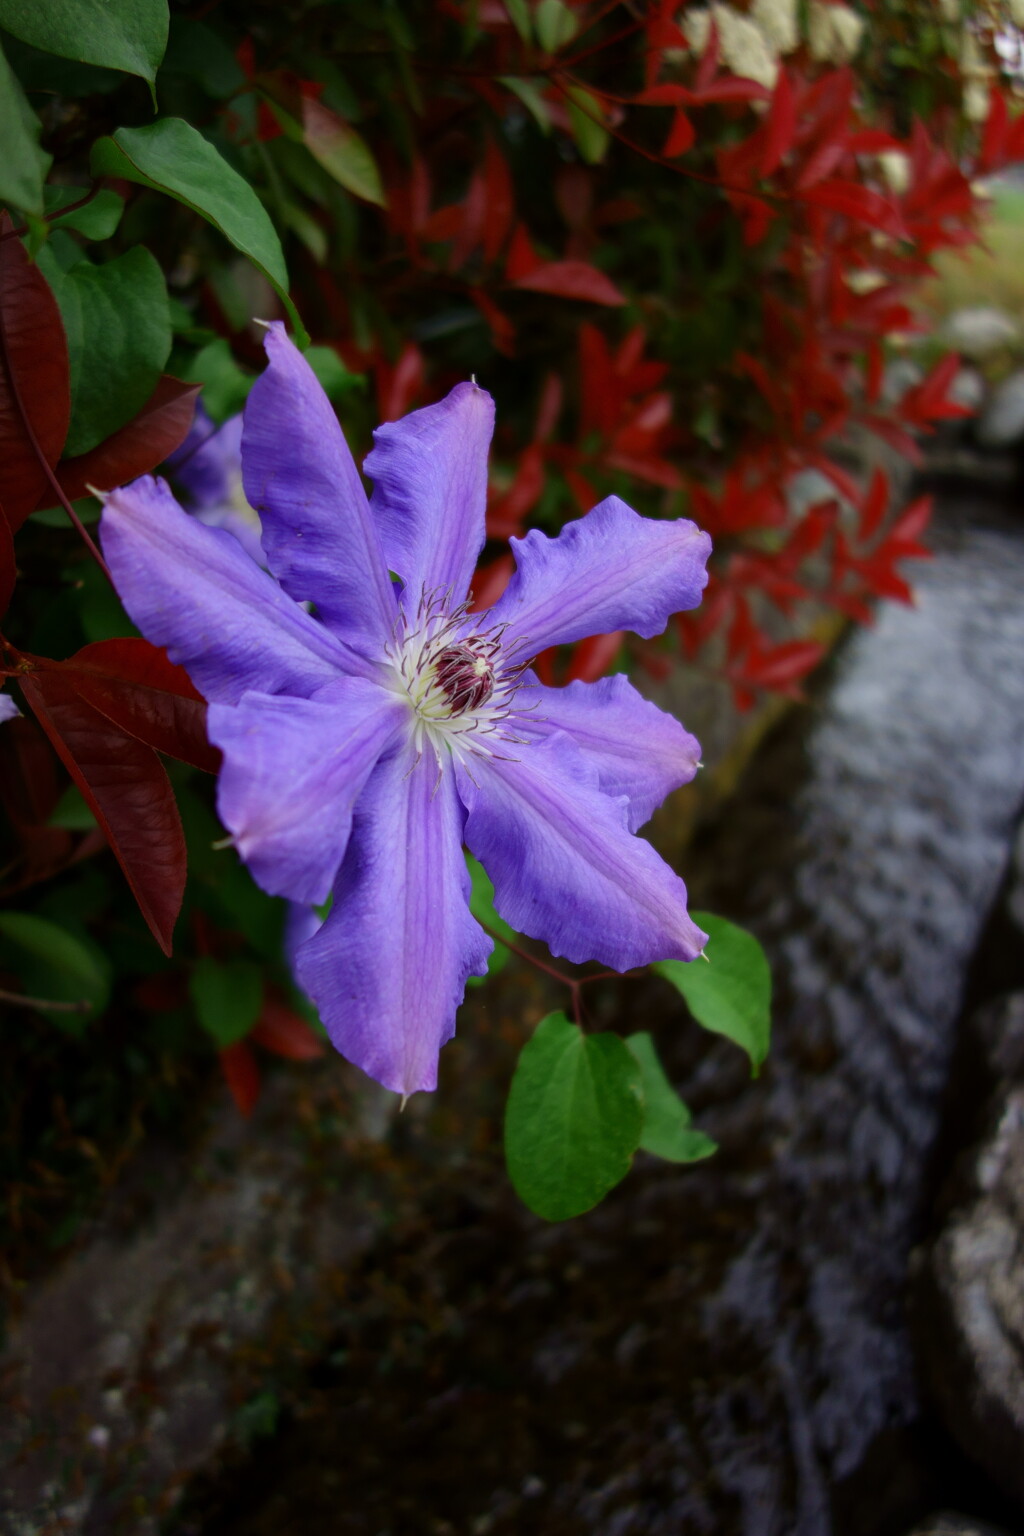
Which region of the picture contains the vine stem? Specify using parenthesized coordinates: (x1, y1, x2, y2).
(0, 986, 90, 1013)
(477, 920, 646, 1028)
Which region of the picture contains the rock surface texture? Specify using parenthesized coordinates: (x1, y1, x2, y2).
(919, 988, 1024, 1512)
(3, 498, 1024, 1536)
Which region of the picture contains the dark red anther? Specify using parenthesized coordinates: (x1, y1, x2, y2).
(434, 642, 495, 714)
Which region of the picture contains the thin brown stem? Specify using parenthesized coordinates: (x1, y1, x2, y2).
(0, 986, 90, 1013)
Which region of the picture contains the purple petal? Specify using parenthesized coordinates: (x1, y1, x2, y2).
(100, 476, 369, 703)
(486, 495, 711, 653)
(294, 747, 492, 1096)
(166, 404, 244, 511)
(519, 672, 701, 831)
(208, 677, 408, 905)
(456, 732, 706, 970)
(242, 323, 396, 650)
(364, 381, 494, 602)
(0, 691, 20, 724)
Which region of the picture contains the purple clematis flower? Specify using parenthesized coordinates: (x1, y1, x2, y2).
(165, 403, 265, 566)
(100, 323, 712, 1096)
(0, 691, 20, 724)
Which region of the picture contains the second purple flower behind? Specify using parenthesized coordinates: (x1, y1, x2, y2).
(100, 325, 712, 1096)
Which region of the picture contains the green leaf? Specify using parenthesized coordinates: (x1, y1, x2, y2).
(466, 853, 516, 984)
(505, 1012, 643, 1220)
(501, 0, 533, 43)
(90, 119, 308, 345)
(304, 345, 363, 404)
(0, 35, 51, 216)
(302, 99, 387, 208)
(0, 0, 169, 90)
(181, 337, 253, 423)
(41, 246, 171, 457)
(534, 0, 578, 52)
(564, 85, 610, 165)
(48, 784, 98, 831)
(500, 76, 553, 134)
(0, 911, 111, 1030)
(189, 956, 263, 1048)
(44, 186, 124, 239)
(655, 913, 771, 1074)
(624, 1032, 717, 1163)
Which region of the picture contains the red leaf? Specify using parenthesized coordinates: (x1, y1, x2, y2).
(979, 86, 1009, 175)
(481, 139, 515, 263)
(220, 1042, 261, 1115)
(251, 997, 325, 1060)
(761, 71, 797, 177)
(566, 630, 624, 683)
(505, 222, 540, 281)
(0, 504, 14, 619)
(0, 213, 71, 532)
(38, 377, 200, 509)
(858, 467, 889, 544)
(47, 638, 220, 773)
(802, 181, 903, 235)
(513, 261, 626, 306)
(663, 110, 695, 158)
(19, 671, 186, 955)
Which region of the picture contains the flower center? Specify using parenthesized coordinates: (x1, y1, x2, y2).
(384, 587, 532, 766)
(433, 642, 496, 715)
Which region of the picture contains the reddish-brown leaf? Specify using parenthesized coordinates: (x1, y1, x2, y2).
(481, 139, 515, 263)
(0, 213, 71, 532)
(42, 638, 220, 773)
(513, 260, 625, 306)
(761, 71, 796, 177)
(251, 997, 326, 1060)
(663, 109, 695, 159)
(504, 222, 540, 281)
(37, 377, 200, 510)
(0, 504, 14, 619)
(220, 1041, 261, 1115)
(802, 180, 903, 236)
(979, 86, 1009, 175)
(19, 671, 186, 955)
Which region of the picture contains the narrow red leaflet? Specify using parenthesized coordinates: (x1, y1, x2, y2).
(692, 78, 771, 106)
(504, 223, 540, 281)
(251, 997, 326, 1060)
(19, 671, 187, 955)
(802, 180, 903, 236)
(513, 261, 626, 305)
(761, 72, 796, 177)
(41, 637, 221, 773)
(37, 378, 200, 509)
(0, 213, 71, 532)
(858, 467, 889, 545)
(0, 504, 14, 619)
(979, 86, 1009, 175)
(566, 630, 623, 683)
(220, 1042, 261, 1115)
(663, 110, 695, 159)
(481, 139, 515, 263)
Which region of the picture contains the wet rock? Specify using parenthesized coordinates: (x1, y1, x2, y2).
(939, 307, 1022, 362)
(976, 369, 1024, 448)
(918, 992, 1024, 1514)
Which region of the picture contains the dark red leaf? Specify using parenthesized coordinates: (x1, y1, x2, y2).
(220, 1042, 261, 1115)
(566, 630, 624, 683)
(802, 180, 903, 236)
(505, 222, 540, 281)
(251, 998, 326, 1060)
(0, 213, 71, 532)
(761, 71, 797, 177)
(979, 86, 1009, 175)
(858, 467, 889, 545)
(19, 671, 186, 955)
(0, 503, 14, 619)
(45, 637, 220, 773)
(37, 377, 200, 509)
(663, 110, 695, 158)
(481, 139, 515, 263)
(513, 261, 626, 305)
